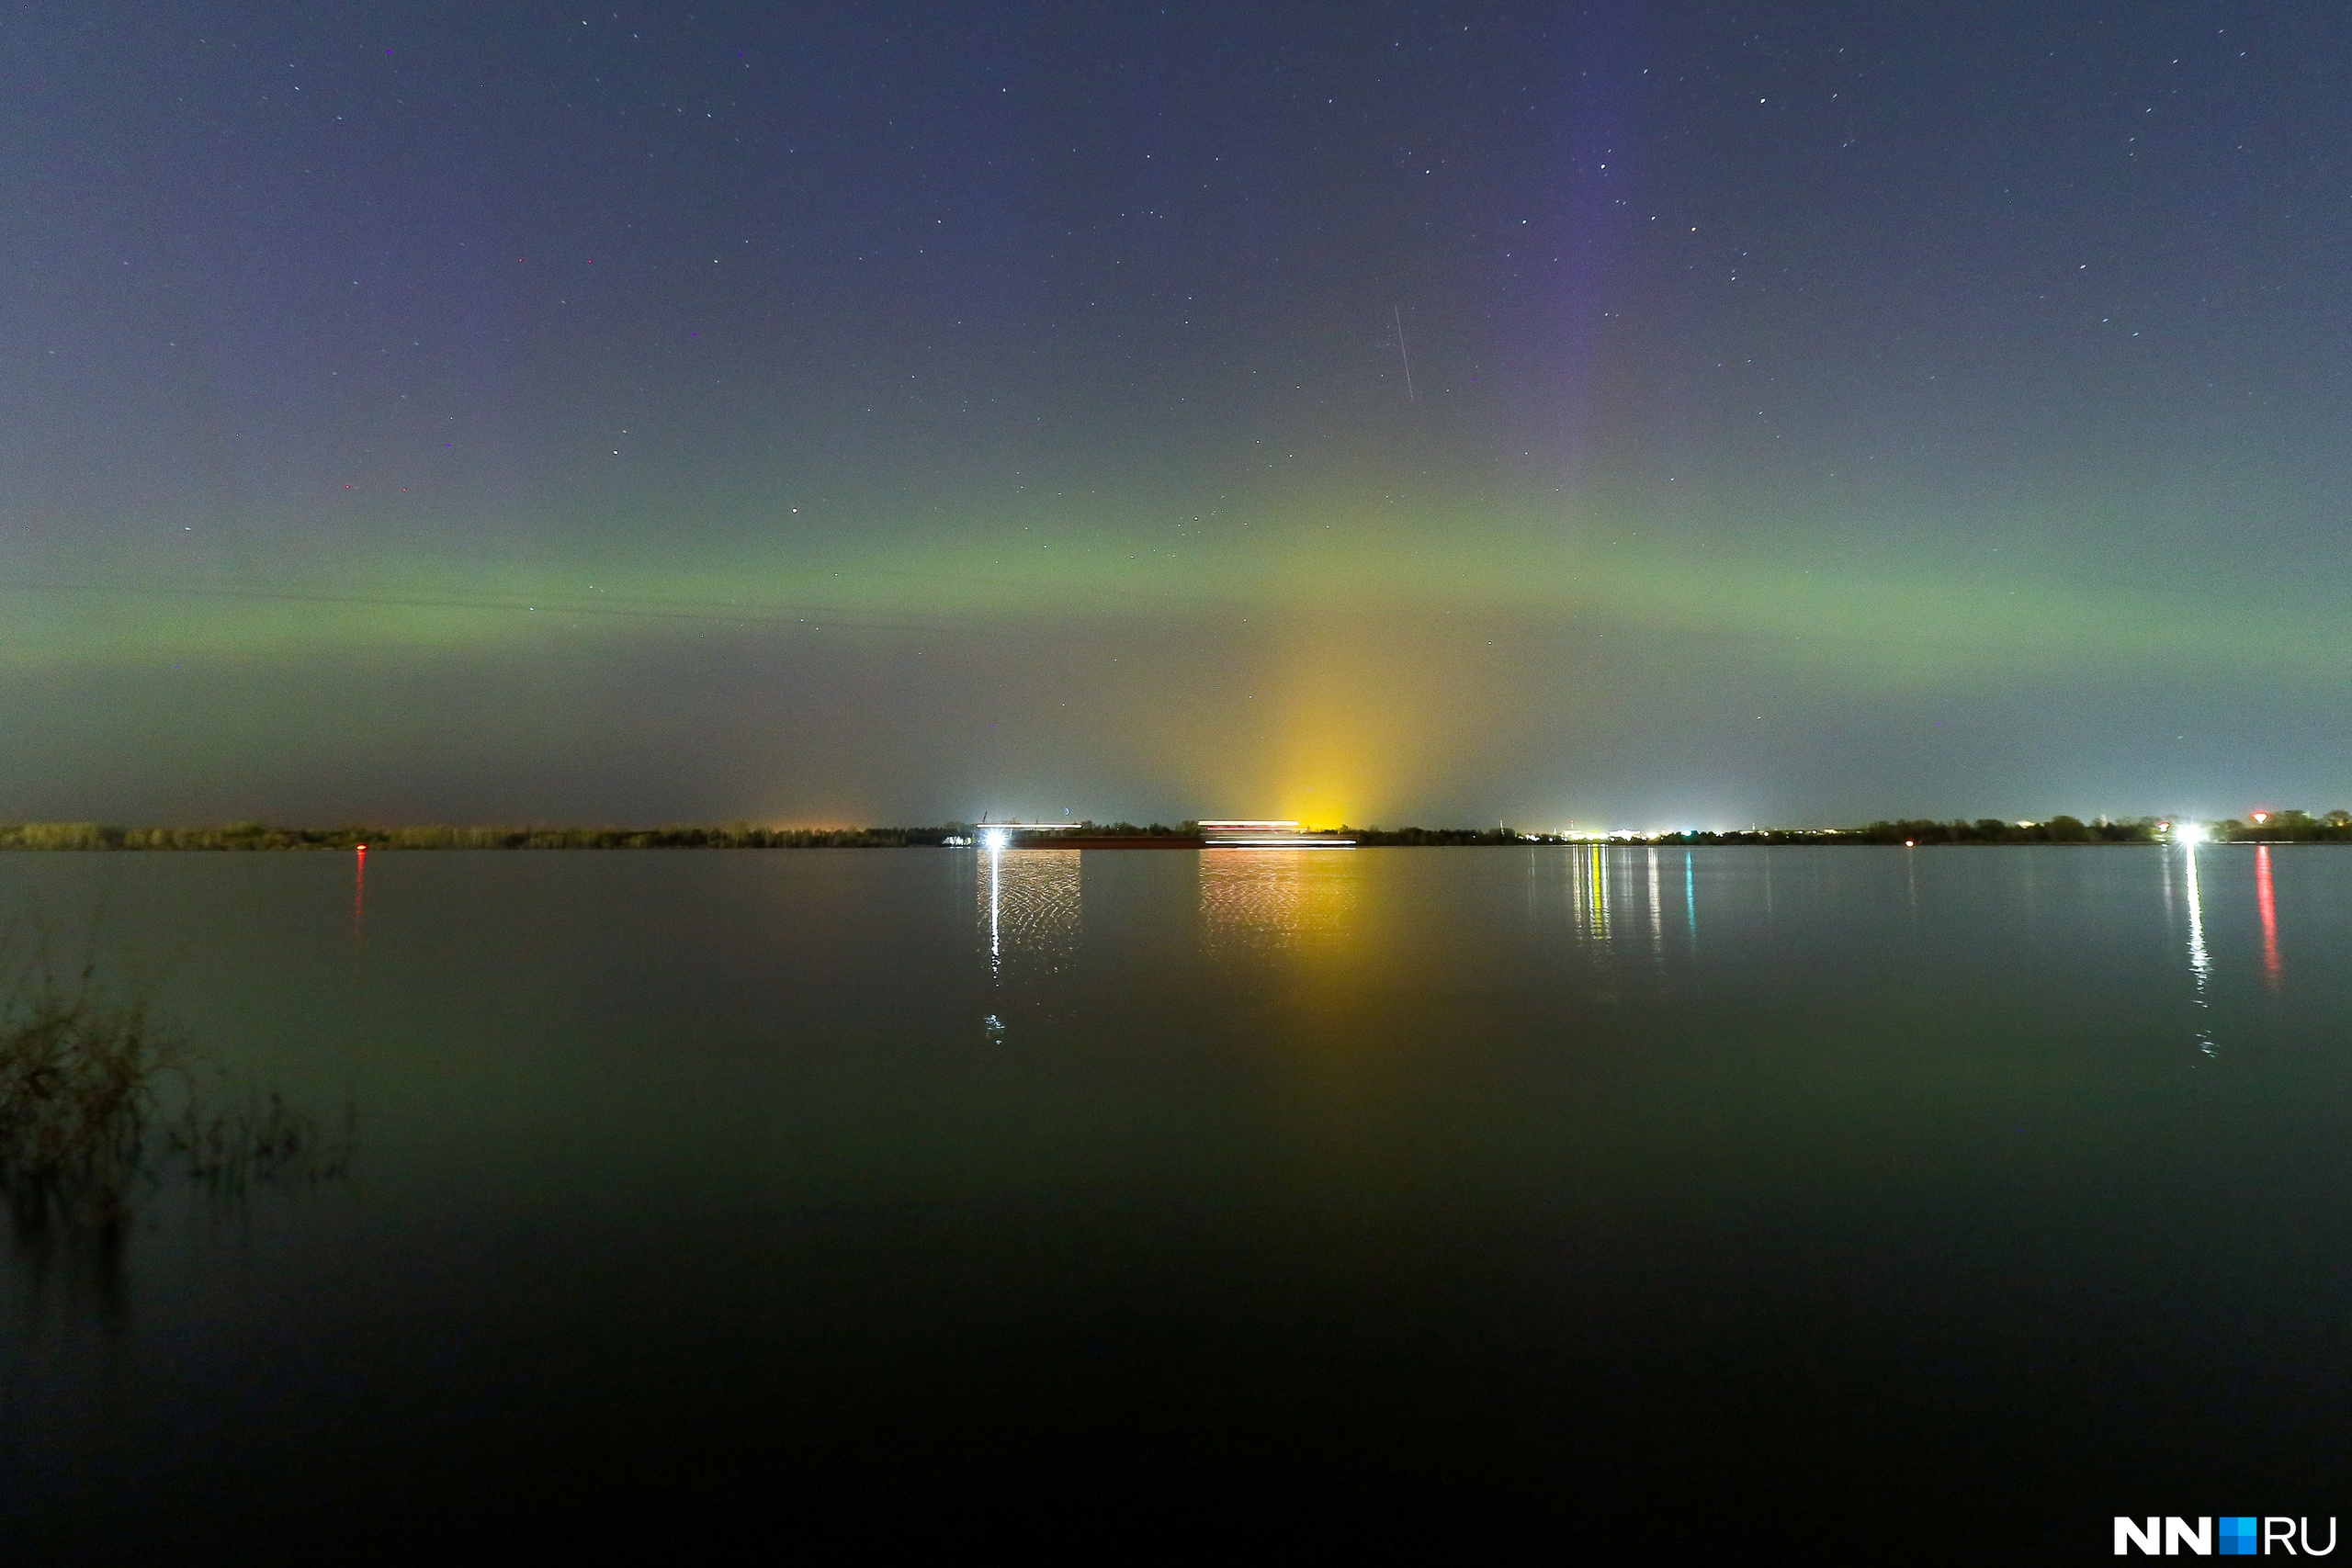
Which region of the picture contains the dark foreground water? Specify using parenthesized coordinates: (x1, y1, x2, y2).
(3, 845, 2347, 1558)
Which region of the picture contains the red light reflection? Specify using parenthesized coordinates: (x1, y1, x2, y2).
(2256, 844, 2279, 988)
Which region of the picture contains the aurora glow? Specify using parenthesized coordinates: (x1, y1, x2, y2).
(5, 4, 2346, 827)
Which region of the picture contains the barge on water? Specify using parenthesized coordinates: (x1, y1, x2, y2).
(960, 820, 1355, 851)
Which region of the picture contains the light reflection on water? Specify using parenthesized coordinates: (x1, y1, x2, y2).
(1580, 843, 1610, 938)
(2182, 840, 2214, 1055)
(977, 848, 1371, 976)
(1645, 847, 1663, 955)
(933, 843, 2314, 1008)
(1198, 849, 1358, 956)
(5, 843, 2351, 1556)
(1685, 851, 1697, 951)
(979, 845, 1082, 1038)
(963, 841, 2298, 1067)
(2256, 844, 2281, 989)
(1527, 845, 1719, 954)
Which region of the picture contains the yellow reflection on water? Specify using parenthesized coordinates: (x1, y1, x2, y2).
(1200, 850, 1362, 957)
(1578, 843, 1611, 939)
(1525, 844, 1702, 960)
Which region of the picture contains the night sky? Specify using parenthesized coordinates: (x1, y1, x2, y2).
(6, 3, 2348, 829)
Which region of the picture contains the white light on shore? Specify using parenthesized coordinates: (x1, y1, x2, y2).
(2174, 822, 2207, 845)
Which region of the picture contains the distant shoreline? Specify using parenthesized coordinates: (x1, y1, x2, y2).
(3, 816, 2346, 851)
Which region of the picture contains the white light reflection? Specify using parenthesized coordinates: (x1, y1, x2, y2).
(2182, 837, 2214, 1055)
(978, 840, 1081, 1041)
(985, 835, 1005, 1042)
(1646, 847, 1663, 958)
(987, 836, 1002, 977)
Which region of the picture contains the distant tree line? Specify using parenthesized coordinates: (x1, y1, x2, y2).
(0, 819, 1527, 851)
(1644, 812, 2352, 845)
(1345, 827, 1528, 846)
(4, 813, 2349, 851)
(0, 822, 938, 852)
(2206, 810, 2352, 842)
(1057, 822, 1198, 838)
(1768, 818, 2154, 845)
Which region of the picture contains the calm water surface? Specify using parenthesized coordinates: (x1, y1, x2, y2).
(4, 845, 2348, 1557)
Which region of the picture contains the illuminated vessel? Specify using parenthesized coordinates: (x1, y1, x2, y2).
(1196, 820, 1354, 849)
(968, 819, 1354, 850)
